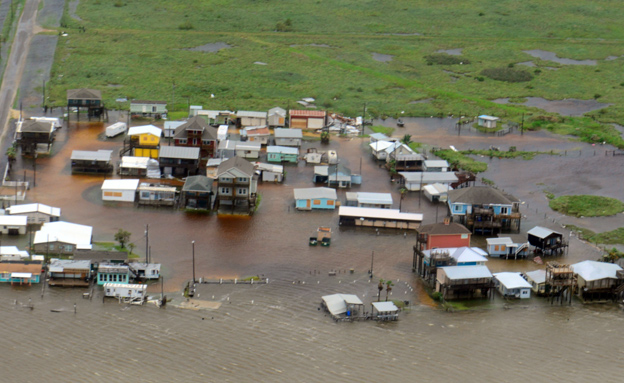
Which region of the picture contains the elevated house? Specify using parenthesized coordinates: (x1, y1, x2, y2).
(16, 119, 55, 154)
(415, 246, 488, 286)
(414, 220, 471, 252)
(6, 203, 60, 225)
(447, 186, 521, 234)
(0, 262, 42, 285)
(493, 272, 532, 299)
(293, 187, 338, 210)
(48, 259, 91, 287)
(66, 88, 105, 121)
(267, 146, 299, 163)
(545, 262, 575, 304)
(571, 260, 624, 302)
(137, 183, 177, 207)
(369, 133, 391, 143)
(181, 175, 214, 210)
(125, 125, 161, 159)
(158, 146, 200, 177)
(274, 128, 303, 147)
(0, 216, 27, 235)
(97, 262, 131, 285)
(216, 156, 258, 214)
(289, 110, 327, 130)
(241, 126, 271, 145)
(338, 206, 422, 230)
(435, 265, 493, 300)
(486, 237, 529, 259)
(268, 107, 286, 128)
(388, 144, 424, 171)
(527, 226, 568, 256)
(118, 156, 161, 178)
(130, 100, 167, 119)
(370, 140, 398, 161)
(71, 150, 114, 174)
(102, 179, 139, 202)
(128, 262, 161, 280)
(173, 116, 218, 158)
(254, 162, 284, 183)
(477, 115, 499, 129)
(235, 111, 267, 129)
(33, 221, 93, 255)
(523, 269, 548, 296)
(371, 301, 399, 321)
(314, 164, 361, 188)
(400, 172, 458, 191)
(345, 192, 393, 209)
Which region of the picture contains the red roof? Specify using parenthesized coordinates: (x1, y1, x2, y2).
(289, 110, 326, 118)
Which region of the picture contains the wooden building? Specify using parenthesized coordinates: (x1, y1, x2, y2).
(545, 262, 575, 304)
(527, 226, 568, 256)
(137, 183, 177, 207)
(16, 119, 55, 153)
(414, 220, 471, 253)
(447, 186, 522, 234)
(268, 107, 286, 128)
(571, 260, 623, 302)
(477, 115, 499, 129)
(173, 116, 218, 158)
(181, 175, 214, 210)
(414, 247, 487, 286)
(215, 156, 258, 214)
(436, 265, 493, 300)
(289, 110, 326, 129)
(235, 111, 267, 128)
(125, 125, 162, 159)
(67, 88, 105, 121)
(71, 150, 114, 174)
(48, 259, 91, 287)
(130, 100, 167, 118)
(0, 262, 42, 285)
(158, 146, 200, 177)
(523, 269, 548, 296)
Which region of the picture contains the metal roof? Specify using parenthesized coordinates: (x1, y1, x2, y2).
(119, 156, 152, 169)
(423, 247, 488, 264)
(159, 146, 200, 160)
(67, 88, 101, 100)
(71, 150, 113, 161)
(236, 111, 267, 118)
(253, 162, 283, 173)
(355, 192, 393, 205)
(424, 160, 449, 168)
(131, 100, 167, 105)
(127, 125, 162, 137)
(293, 187, 337, 200)
(182, 175, 214, 192)
(235, 141, 262, 151)
(486, 237, 514, 246)
(34, 221, 93, 248)
(448, 186, 519, 205)
(268, 107, 286, 116)
(399, 172, 458, 183)
(423, 183, 451, 196)
(138, 183, 177, 192)
(274, 128, 303, 138)
(369, 141, 395, 152)
(7, 203, 60, 217)
(372, 301, 399, 313)
(338, 206, 423, 222)
(441, 265, 492, 280)
(494, 272, 532, 289)
(527, 226, 561, 239)
(217, 156, 255, 177)
(164, 121, 185, 130)
(267, 145, 299, 155)
(524, 269, 546, 284)
(103, 283, 147, 290)
(417, 222, 471, 235)
(571, 260, 623, 282)
(322, 294, 363, 316)
(102, 179, 140, 191)
(289, 110, 326, 117)
(478, 115, 499, 121)
(48, 259, 91, 272)
(369, 133, 390, 141)
(0, 216, 27, 226)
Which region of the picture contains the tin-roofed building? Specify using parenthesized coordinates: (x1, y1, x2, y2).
(137, 183, 177, 207)
(267, 145, 299, 163)
(345, 192, 393, 209)
(321, 294, 364, 320)
(97, 262, 131, 285)
(159, 146, 200, 177)
(71, 150, 114, 174)
(293, 187, 337, 210)
(436, 265, 493, 300)
(67, 88, 105, 121)
(571, 260, 624, 302)
(289, 110, 326, 130)
(235, 111, 267, 128)
(48, 259, 92, 287)
(527, 226, 568, 256)
(493, 272, 532, 299)
(102, 179, 139, 202)
(274, 128, 303, 147)
(130, 100, 167, 118)
(6, 203, 61, 225)
(268, 107, 286, 128)
(181, 175, 215, 210)
(338, 206, 422, 230)
(523, 269, 548, 295)
(0, 262, 42, 285)
(0, 216, 27, 235)
(33, 221, 93, 255)
(16, 119, 55, 153)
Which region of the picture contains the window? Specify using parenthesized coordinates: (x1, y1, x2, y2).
(501, 245, 506, 251)
(180, 139, 187, 144)
(192, 138, 197, 146)
(221, 177, 231, 183)
(152, 106, 157, 112)
(237, 188, 247, 195)
(203, 140, 211, 145)
(220, 187, 230, 194)
(453, 204, 463, 212)
(313, 200, 321, 205)
(494, 245, 499, 251)
(238, 177, 248, 183)
(141, 191, 150, 199)
(327, 200, 335, 206)
(501, 207, 510, 215)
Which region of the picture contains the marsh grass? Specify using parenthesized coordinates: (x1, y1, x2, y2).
(549, 195, 624, 217)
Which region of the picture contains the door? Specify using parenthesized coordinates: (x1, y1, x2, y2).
(306, 200, 311, 209)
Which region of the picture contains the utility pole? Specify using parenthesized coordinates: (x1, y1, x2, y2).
(370, 251, 374, 279)
(191, 240, 196, 283)
(145, 224, 149, 263)
(418, 171, 424, 207)
(521, 113, 524, 136)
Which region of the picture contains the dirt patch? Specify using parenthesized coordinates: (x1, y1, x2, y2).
(523, 50, 597, 66)
(372, 52, 393, 62)
(187, 42, 232, 53)
(436, 48, 463, 56)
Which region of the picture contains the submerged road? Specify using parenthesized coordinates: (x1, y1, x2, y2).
(0, 0, 41, 148)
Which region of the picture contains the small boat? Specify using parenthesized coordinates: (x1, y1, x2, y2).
(317, 227, 332, 247)
(397, 119, 404, 127)
(309, 237, 318, 246)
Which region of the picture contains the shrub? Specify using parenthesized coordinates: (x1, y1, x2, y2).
(481, 67, 533, 82)
(179, 21, 194, 30)
(424, 53, 469, 65)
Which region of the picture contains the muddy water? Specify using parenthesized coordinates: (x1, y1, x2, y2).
(492, 97, 610, 116)
(3, 116, 624, 381)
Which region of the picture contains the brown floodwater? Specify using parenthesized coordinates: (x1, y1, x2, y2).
(2, 116, 623, 381)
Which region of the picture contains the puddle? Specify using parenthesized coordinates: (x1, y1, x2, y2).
(290, 43, 331, 48)
(523, 50, 597, 66)
(517, 61, 536, 67)
(611, 124, 624, 137)
(436, 48, 462, 56)
(409, 98, 433, 104)
(254, 62, 267, 66)
(491, 97, 610, 116)
(187, 42, 232, 53)
(372, 53, 393, 62)
(107, 84, 123, 88)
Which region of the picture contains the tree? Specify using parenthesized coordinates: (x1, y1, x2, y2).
(385, 280, 394, 301)
(401, 134, 412, 145)
(114, 229, 131, 249)
(127, 242, 136, 256)
(399, 188, 408, 211)
(377, 279, 384, 302)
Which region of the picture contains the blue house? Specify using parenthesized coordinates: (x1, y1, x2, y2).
(0, 262, 42, 285)
(294, 187, 337, 210)
(486, 237, 529, 259)
(447, 186, 521, 234)
(267, 145, 299, 163)
(97, 263, 131, 285)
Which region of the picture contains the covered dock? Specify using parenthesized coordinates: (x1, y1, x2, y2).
(338, 206, 422, 230)
(321, 294, 364, 320)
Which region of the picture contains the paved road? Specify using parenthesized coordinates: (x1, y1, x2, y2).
(0, 0, 41, 148)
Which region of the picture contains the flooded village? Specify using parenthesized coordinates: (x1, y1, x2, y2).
(1, 1, 624, 382)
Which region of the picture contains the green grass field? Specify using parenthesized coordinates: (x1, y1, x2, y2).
(549, 195, 624, 217)
(47, 0, 624, 144)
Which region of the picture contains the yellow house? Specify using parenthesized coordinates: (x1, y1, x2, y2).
(127, 125, 162, 158)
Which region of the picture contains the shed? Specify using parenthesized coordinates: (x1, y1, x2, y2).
(493, 272, 532, 299)
(101, 179, 139, 202)
(268, 107, 286, 128)
(293, 187, 337, 210)
(0, 216, 28, 235)
(254, 162, 284, 183)
(523, 269, 548, 295)
(289, 110, 327, 129)
(321, 294, 364, 319)
(423, 183, 451, 202)
(423, 160, 449, 172)
(236, 111, 267, 128)
(338, 206, 422, 230)
(217, 125, 229, 142)
(477, 115, 499, 128)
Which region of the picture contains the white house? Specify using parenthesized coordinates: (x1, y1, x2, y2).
(0, 216, 27, 235)
(236, 111, 267, 128)
(369, 140, 399, 161)
(523, 269, 547, 295)
(274, 128, 303, 147)
(33, 221, 93, 254)
(164, 121, 185, 138)
(0, 246, 30, 261)
(369, 133, 391, 143)
(235, 141, 262, 159)
(254, 162, 284, 182)
(422, 160, 449, 172)
(103, 283, 147, 300)
(493, 272, 532, 299)
(571, 260, 623, 300)
(477, 115, 499, 128)
(6, 203, 61, 224)
(345, 192, 393, 209)
(400, 172, 458, 191)
(268, 107, 286, 128)
(101, 179, 140, 202)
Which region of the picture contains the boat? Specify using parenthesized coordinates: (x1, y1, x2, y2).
(317, 227, 332, 247)
(397, 119, 404, 127)
(309, 237, 318, 246)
